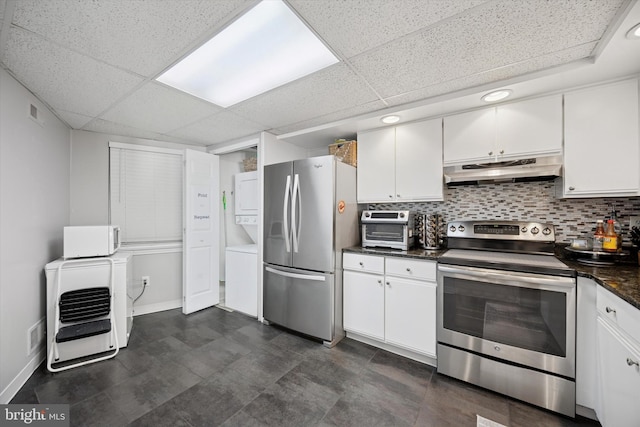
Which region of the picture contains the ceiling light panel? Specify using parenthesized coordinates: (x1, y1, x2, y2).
(157, 0, 339, 108)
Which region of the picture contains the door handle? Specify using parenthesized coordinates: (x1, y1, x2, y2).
(283, 175, 291, 253)
(291, 174, 301, 253)
(265, 266, 325, 281)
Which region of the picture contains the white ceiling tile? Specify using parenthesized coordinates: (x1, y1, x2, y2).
(384, 43, 598, 107)
(230, 63, 380, 128)
(82, 117, 204, 146)
(168, 111, 265, 145)
(56, 109, 94, 129)
(3, 27, 143, 117)
(290, 0, 488, 58)
(101, 82, 222, 134)
(11, 0, 253, 76)
(351, 0, 625, 99)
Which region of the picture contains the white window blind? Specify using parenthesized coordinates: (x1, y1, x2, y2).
(110, 146, 183, 243)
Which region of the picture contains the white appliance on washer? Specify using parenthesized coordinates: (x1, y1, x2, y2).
(225, 170, 258, 316)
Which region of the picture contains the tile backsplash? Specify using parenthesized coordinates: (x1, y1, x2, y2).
(365, 180, 640, 244)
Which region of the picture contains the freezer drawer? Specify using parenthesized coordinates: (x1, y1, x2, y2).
(263, 264, 334, 342)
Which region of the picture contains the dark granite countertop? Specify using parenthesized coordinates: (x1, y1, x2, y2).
(557, 246, 640, 310)
(343, 245, 640, 310)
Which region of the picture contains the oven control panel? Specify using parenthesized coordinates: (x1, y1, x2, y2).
(446, 220, 555, 242)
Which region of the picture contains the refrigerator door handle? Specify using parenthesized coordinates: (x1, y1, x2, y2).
(291, 173, 301, 253)
(283, 175, 292, 253)
(265, 266, 326, 282)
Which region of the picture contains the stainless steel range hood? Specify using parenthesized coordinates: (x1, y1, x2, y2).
(444, 155, 562, 185)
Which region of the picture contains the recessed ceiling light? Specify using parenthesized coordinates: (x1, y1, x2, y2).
(381, 115, 400, 124)
(156, 0, 338, 108)
(481, 89, 513, 103)
(626, 23, 640, 39)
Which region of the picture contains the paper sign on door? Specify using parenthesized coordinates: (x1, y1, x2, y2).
(192, 186, 211, 231)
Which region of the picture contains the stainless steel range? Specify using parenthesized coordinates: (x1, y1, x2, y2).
(437, 220, 577, 417)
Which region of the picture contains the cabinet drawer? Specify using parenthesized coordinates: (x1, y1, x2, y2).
(597, 286, 640, 346)
(343, 253, 384, 274)
(385, 257, 436, 281)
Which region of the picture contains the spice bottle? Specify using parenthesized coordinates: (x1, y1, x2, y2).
(602, 219, 618, 252)
(593, 220, 605, 251)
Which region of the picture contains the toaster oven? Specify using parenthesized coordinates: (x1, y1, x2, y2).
(361, 210, 414, 250)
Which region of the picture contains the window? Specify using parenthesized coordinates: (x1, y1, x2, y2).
(109, 143, 183, 243)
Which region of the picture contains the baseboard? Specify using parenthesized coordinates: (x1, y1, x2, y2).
(132, 299, 182, 316)
(576, 405, 599, 421)
(0, 349, 45, 404)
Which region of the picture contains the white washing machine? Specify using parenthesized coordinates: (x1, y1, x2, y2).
(225, 244, 258, 317)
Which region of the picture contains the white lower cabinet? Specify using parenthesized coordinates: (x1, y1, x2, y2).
(343, 252, 437, 360)
(576, 277, 598, 412)
(596, 317, 640, 427)
(385, 276, 436, 356)
(343, 269, 384, 341)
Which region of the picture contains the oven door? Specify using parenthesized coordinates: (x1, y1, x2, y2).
(437, 263, 576, 378)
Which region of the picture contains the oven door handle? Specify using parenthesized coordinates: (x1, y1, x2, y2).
(437, 264, 576, 290)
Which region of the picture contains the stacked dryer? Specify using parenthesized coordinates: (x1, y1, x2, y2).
(225, 170, 258, 316)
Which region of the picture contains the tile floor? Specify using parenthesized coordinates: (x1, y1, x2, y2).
(11, 307, 601, 427)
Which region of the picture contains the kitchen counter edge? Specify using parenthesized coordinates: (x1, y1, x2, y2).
(342, 246, 640, 310)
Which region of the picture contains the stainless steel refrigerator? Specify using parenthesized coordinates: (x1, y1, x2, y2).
(263, 155, 358, 347)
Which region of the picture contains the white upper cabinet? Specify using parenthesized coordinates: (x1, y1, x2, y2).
(562, 79, 639, 197)
(356, 127, 396, 202)
(497, 95, 563, 159)
(357, 119, 443, 203)
(443, 95, 562, 166)
(443, 108, 496, 165)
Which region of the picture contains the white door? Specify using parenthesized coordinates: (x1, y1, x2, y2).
(183, 149, 220, 314)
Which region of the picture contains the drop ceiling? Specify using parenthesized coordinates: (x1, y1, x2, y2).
(0, 0, 639, 149)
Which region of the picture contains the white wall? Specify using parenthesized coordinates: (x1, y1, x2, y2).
(69, 130, 205, 315)
(0, 69, 70, 403)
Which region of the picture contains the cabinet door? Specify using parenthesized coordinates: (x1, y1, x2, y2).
(357, 127, 396, 202)
(443, 108, 496, 165)
(343, 270, 384, 340)
(564, 79, 639, 197)
(497, 95, 562, 160)
(395, 119, 443, 201)
(576, 278, 598, 410)
(384, 276, 436, 357)
(596, 318, 640, 427)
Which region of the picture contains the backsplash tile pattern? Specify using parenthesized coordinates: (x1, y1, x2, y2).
(366, 180, 640, 244)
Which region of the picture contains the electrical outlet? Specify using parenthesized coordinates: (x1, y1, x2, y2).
(142, 276, 150, 287)
(630, 216, 640, 230)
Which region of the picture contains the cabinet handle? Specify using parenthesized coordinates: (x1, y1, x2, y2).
(386, 281, 390, 286)
(389, 195, 393, 198)
(397, 194, 401, 198)
(568, 186, 575, 191)
(359, 262, 364, 267)
(627, 358, 639, 367)
(488, 151, 493, 156)
(406, 268, 411, 272)
(377, 279, 382, 285)
(606, 306, 616, 314)
(499, 150, 504, 155)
